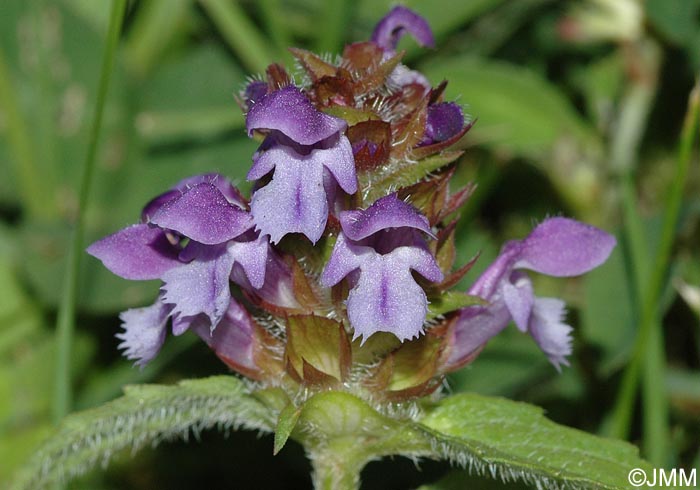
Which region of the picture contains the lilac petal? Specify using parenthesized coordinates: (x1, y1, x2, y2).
(161, 244, 235, 327)
(150, 183, 253, 245)
(320, 233, 367, 287)
(250, 146, 328, 244)
(528, 297, 572, 370)
(348, 253, 429, 342)
(117, 296, 172, 367)
(371, 6, 435, 51)
(394, 246, 444, 283)
(246, 86, 346, 145)
(445, 301, 512, 369)
(339, 194, 433, 241)
(87, 224, 180, 280)
(191, 300, 258, 374)
(227, 234, 269, 289)
(319, 135, 357, 194)
(516, 217, 616, 277)
(423, 103, 464, 144)
(247, 145, 278, 181)
(502, 272, 534, 332)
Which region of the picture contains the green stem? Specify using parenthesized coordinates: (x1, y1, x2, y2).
(52, 0, 127, 423)
(309, 441, 365, 490)
(199, 0, 278, 74)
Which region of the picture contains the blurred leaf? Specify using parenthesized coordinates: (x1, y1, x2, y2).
(448, 328, 551, 396)
(581, 238, 636, 375)
(10, 376, 275, 490)
(420, 56, 600, 158)
(645, 0, 700, 46)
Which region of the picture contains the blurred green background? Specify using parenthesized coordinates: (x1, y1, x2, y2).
(0, 0, 698, 488)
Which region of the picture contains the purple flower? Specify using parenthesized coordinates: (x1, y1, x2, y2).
(87, 174, 269, 366)
(371, 6, 435, 51)
(246, 86, 358, 244)
(421, 102, 465, 145)
(444, 217, 616, 371)
(321, 194, 444, 342)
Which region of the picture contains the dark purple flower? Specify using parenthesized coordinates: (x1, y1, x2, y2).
(87, 174, 268, 366)
(321, 194, 443, 342)
(245, 86, 358, 244)
(444, 217, 616, 371)
(371, 6, 435, 51)
(421, 102, 465, 145)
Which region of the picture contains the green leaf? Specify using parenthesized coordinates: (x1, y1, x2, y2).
(274, 402, 302, 455)
(9, 376, 275, 490)
(419, 394, 651, 490)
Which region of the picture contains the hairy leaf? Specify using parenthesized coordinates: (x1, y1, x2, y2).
(10, 376, 274, 490)
(418, 394, 651, 490)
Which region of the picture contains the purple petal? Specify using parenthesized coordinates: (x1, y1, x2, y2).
(87, 224, 180, 280)
(233, 248, 300, 309)
(246, 86, 346, 146)
(191, 300, 258, 374)
(319, 135, 357, 194)
(339, 194, 433, 241)
(502, 272, 534, 332)
(249, 146, 328, 244)
(423, 103, 464, 144)
(117, 296, 172, 367)
(161, 244, 235, 327)
(228, 234, 269, 289)
(347, 253, 429, 342)
(444, 301, 512, 370)
(320, 233, 367, 287)
(371, 6, 435, 51)
(528, 297, 572, 370)
(516, 217, 616, 277)
(150, 183, 253, 245)
(141, 189, 180, 222)
(242, 80, 268, 111)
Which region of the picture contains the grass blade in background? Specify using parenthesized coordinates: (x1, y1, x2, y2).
(52, 0, 127, 422)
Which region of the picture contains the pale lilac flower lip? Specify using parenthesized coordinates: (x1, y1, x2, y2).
(444, 217, 616, 371)
(371, 6, 435, 51)
(245, 86, 357, 244)
(321, 194, 443, 342)
(87, 174, 268, 367)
